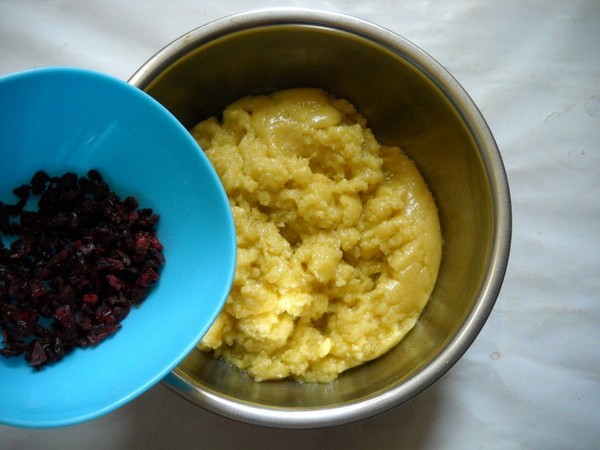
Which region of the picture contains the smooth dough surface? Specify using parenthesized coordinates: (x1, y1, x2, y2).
(192, 88, 442, 382)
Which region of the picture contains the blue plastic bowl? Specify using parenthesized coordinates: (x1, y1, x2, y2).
(0, 67, 236, 427)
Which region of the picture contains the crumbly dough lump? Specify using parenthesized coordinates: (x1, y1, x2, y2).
(192, 88, 442, 382)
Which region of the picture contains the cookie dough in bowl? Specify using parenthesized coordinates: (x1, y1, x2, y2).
(193, 88, 442, 382)
(129, 8, 511, 429)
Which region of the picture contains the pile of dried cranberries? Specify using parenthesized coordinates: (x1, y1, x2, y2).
(0, 170, 165, 370)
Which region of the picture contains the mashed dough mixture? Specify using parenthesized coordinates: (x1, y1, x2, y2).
(192, 88, 442, 382)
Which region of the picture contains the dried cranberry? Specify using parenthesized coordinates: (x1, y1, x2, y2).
(25, 340, 47, 367)
(0, 170, 165, 370)
(83, 293, 98, 305)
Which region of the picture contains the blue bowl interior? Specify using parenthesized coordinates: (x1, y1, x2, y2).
(0, 68, 236, 427)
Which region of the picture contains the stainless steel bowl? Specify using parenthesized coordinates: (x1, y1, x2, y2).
(130, 9, 511, 429)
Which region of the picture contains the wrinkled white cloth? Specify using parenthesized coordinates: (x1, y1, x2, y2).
(1, 1, 598, 448)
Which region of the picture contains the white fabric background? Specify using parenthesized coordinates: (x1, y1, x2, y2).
(1, 1, 599, 448)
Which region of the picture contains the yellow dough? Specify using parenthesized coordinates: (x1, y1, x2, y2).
(192, 88, 442, 382)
